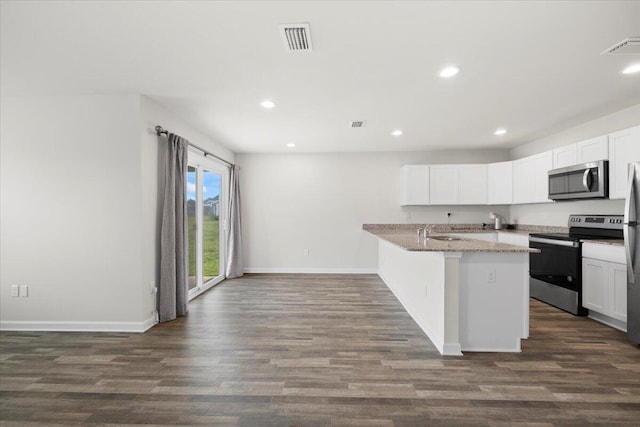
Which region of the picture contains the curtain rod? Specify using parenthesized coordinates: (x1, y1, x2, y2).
(155, 125, 235, 168)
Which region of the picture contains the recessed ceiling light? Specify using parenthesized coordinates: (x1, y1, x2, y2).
(622, 63, 640, 74)
(494, 128, 507, 136)
(391, 130, 403, 136)
(260, 100, 276, 109)
(287, 142, 296, 148)
(439, 66, 459, 78)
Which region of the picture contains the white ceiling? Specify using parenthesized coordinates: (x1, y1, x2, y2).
(1, 1, 639, 153)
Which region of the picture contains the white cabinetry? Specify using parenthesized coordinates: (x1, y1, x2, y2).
(552, 136, 609, 169)
(513, 151, 553, 204)
(609, 126, 640, 199)
(429, 165, 458, 204)
(553, 145, 577, 168)
(400, 165, 429, 205)
(487, 161, 513, 204)
(497, 232, 529, 247)
(459, 164, 488, 204)
(582, 243, 627, 330)
(577, 135, 608, 163)
(429, 164, 487, 205)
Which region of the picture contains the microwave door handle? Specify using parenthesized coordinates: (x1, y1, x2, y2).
(582, 169, 593, 191)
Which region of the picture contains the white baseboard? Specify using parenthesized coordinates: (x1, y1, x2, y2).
(0, 319, 154, 333)
(243, 267, 378, 274)
(588, 311, 627, 332)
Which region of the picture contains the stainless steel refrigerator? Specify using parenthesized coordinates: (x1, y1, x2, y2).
(624, 162, 640, 344)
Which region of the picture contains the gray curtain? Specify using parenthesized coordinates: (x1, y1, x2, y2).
(159, 133, 189, 322)
(225, 165, 244, 278)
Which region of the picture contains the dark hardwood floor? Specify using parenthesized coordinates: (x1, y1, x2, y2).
(1, 273, 639, 426)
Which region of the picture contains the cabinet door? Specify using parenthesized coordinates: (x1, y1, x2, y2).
(582, 258, 608, 313)
(609, 126, 640, 199)
(400, 165, 429, 205)
(458, 164, 488, 204)
(609, 262, 627, 322)
(512, 157, 534, 204)
(533, 151, 554, 203)
(497, 232, 529, 247)
(488, 161, 513, 204)
(430, 165, 458, 204)
(577, 135, 608, 163)
(553, 144, 577, 168)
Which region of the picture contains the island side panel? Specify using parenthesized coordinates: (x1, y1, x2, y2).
(377, 239, 452, 355)
(458, 252, 530, 352)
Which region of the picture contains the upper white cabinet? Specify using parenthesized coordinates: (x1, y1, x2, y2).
(577, 135, 608, 163)
(458, 164, 488, 204)
(429, 164, 487, 205)
(553, 145, 577, 169)
(487, 161, 513, 205)
(552, 135, 609, 169)
(513, 151, 553, 204)
(430, 165, 459, 204)
(400, 165, 429, 205)
(609, 126, 640, 199)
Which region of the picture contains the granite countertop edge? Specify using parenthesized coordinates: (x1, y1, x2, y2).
(365, 229, 538, 253)
(363, 224, 624, 251)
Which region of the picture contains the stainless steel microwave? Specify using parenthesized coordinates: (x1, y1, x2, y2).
(548, 160, 608, 201)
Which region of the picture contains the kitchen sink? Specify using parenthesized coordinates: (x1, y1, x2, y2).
(427, 236, 463, 241)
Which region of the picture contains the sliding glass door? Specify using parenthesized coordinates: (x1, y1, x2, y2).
(187, 151, 228, 298)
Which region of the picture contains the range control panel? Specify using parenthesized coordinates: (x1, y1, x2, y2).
(568, 214, 624, 229)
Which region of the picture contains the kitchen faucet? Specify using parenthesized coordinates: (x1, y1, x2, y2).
(417, 226, 432, 238)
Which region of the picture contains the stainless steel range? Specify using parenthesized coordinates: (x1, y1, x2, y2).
(529, 214, 624, 315)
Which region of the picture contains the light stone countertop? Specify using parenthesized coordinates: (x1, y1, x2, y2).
(582, 239, 624, 247)
(363, 223, 568, 234)
(365, 229, 539, 253)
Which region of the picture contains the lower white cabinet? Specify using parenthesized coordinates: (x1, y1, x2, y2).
(497, 232, 529, 247)
(582, 243, 627, 328)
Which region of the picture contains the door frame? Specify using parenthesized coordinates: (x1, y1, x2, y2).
(187, 148, 229, 300)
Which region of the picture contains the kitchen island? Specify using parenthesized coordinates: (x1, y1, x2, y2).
(364, 225, 538, 356)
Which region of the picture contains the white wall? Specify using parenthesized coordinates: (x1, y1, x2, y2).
(509, 104, 640, 226)
(0, 94, 146, 329)
(0, 94, 234, 331)
(238, 149, 510, 273)
(511, 104, 640, 159)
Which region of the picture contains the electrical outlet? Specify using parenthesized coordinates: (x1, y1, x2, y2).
(303, 249, 309, 256)
(19, 285, 28, 297)
(11, 285, 19, 297)
(488, 269, 496, 283)
(150, 282, 157, 294)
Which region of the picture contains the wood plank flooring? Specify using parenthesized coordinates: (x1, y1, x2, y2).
(1, 273, 639, 426)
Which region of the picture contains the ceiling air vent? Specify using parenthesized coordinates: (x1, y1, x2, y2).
(350, 121, 367, 128)
(280, 23, 313, 52)
(601, 37, 640, 55)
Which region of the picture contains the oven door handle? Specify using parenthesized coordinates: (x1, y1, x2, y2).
(529, 237, 579, 248)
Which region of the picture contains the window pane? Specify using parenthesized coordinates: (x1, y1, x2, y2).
(187, 166, 197, 291)
(202, 170, 221, 282)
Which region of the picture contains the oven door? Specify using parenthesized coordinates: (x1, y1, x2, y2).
(529, 237, 581, 291)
